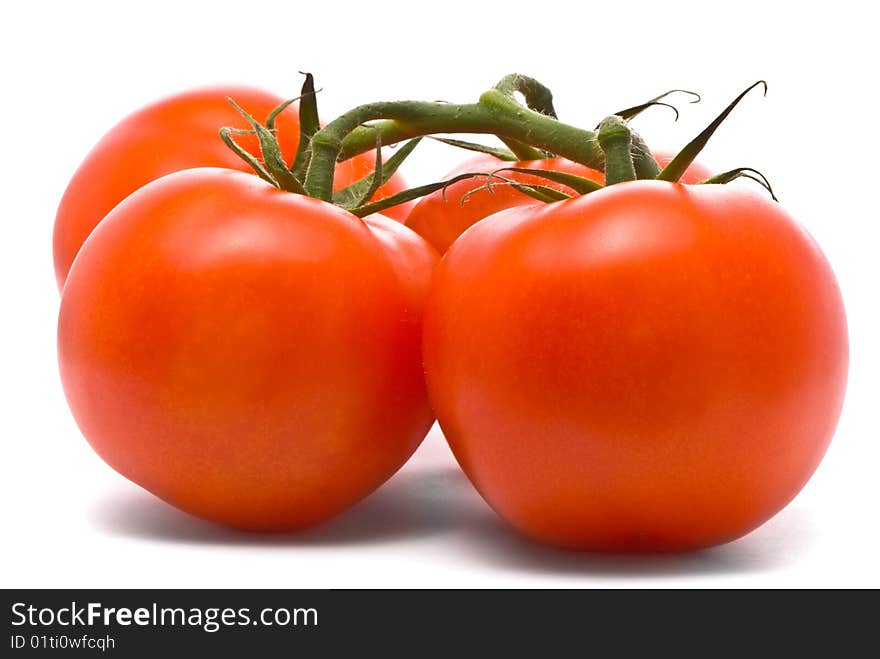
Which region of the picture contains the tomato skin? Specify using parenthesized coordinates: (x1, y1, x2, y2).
(53, 87, 410, 290)
(423, 181, 847, 551)
(58, 168, 436, 531)
(405, 151, 711, 255)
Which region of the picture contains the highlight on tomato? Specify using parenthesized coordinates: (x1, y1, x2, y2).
(422, 82, 848, 551)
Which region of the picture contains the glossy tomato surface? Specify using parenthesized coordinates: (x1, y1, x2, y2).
(424, 181, 847, 551)
(53, 87, 410, 290)
(58, 168, 436, 530)
(405, 151, 712, 254)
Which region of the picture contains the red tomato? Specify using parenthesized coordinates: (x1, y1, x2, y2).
(58, 168, 436, 530)
(405, 150, 712, 254)
(423, 181, 847, 551)
(53, 87, 410, 290)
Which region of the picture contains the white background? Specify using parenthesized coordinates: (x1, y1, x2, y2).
(2, 0, 878, 588)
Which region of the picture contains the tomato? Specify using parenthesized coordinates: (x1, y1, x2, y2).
(58, 168, 436, 531)
(405, 151, 712, 254)
(423, 181, 847, 551)
(53, 87, 410, 291)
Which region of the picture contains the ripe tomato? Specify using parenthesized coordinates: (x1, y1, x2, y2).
(58, 168, 436, 530)
(405, 151, 712, 254)
(423, 181, 847, 551)
(53, 87, 410, 290)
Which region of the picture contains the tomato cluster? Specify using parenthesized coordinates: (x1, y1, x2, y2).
(55, 78, 847, 551)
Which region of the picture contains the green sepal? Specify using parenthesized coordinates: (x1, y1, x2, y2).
(226, 98, 305, 194)
(349, 171, 486, 217)
(357, 128, 384, 208)
(219, 127, 278, 187)
(334, 138, 423, 210)
(614, 89, 700, 122)
(500, 138, 546, 161)
(657, 81, 767, 183)
(429, 137, 517, 161)
(266, 97, 298, 131)
(698, 167, 778, 201)
(490, 167, 603, 194)
(474, 179, 572, 203)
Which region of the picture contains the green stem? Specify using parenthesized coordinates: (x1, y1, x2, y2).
(597, 116, 636, 185)
(308, 92, 604, 200)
